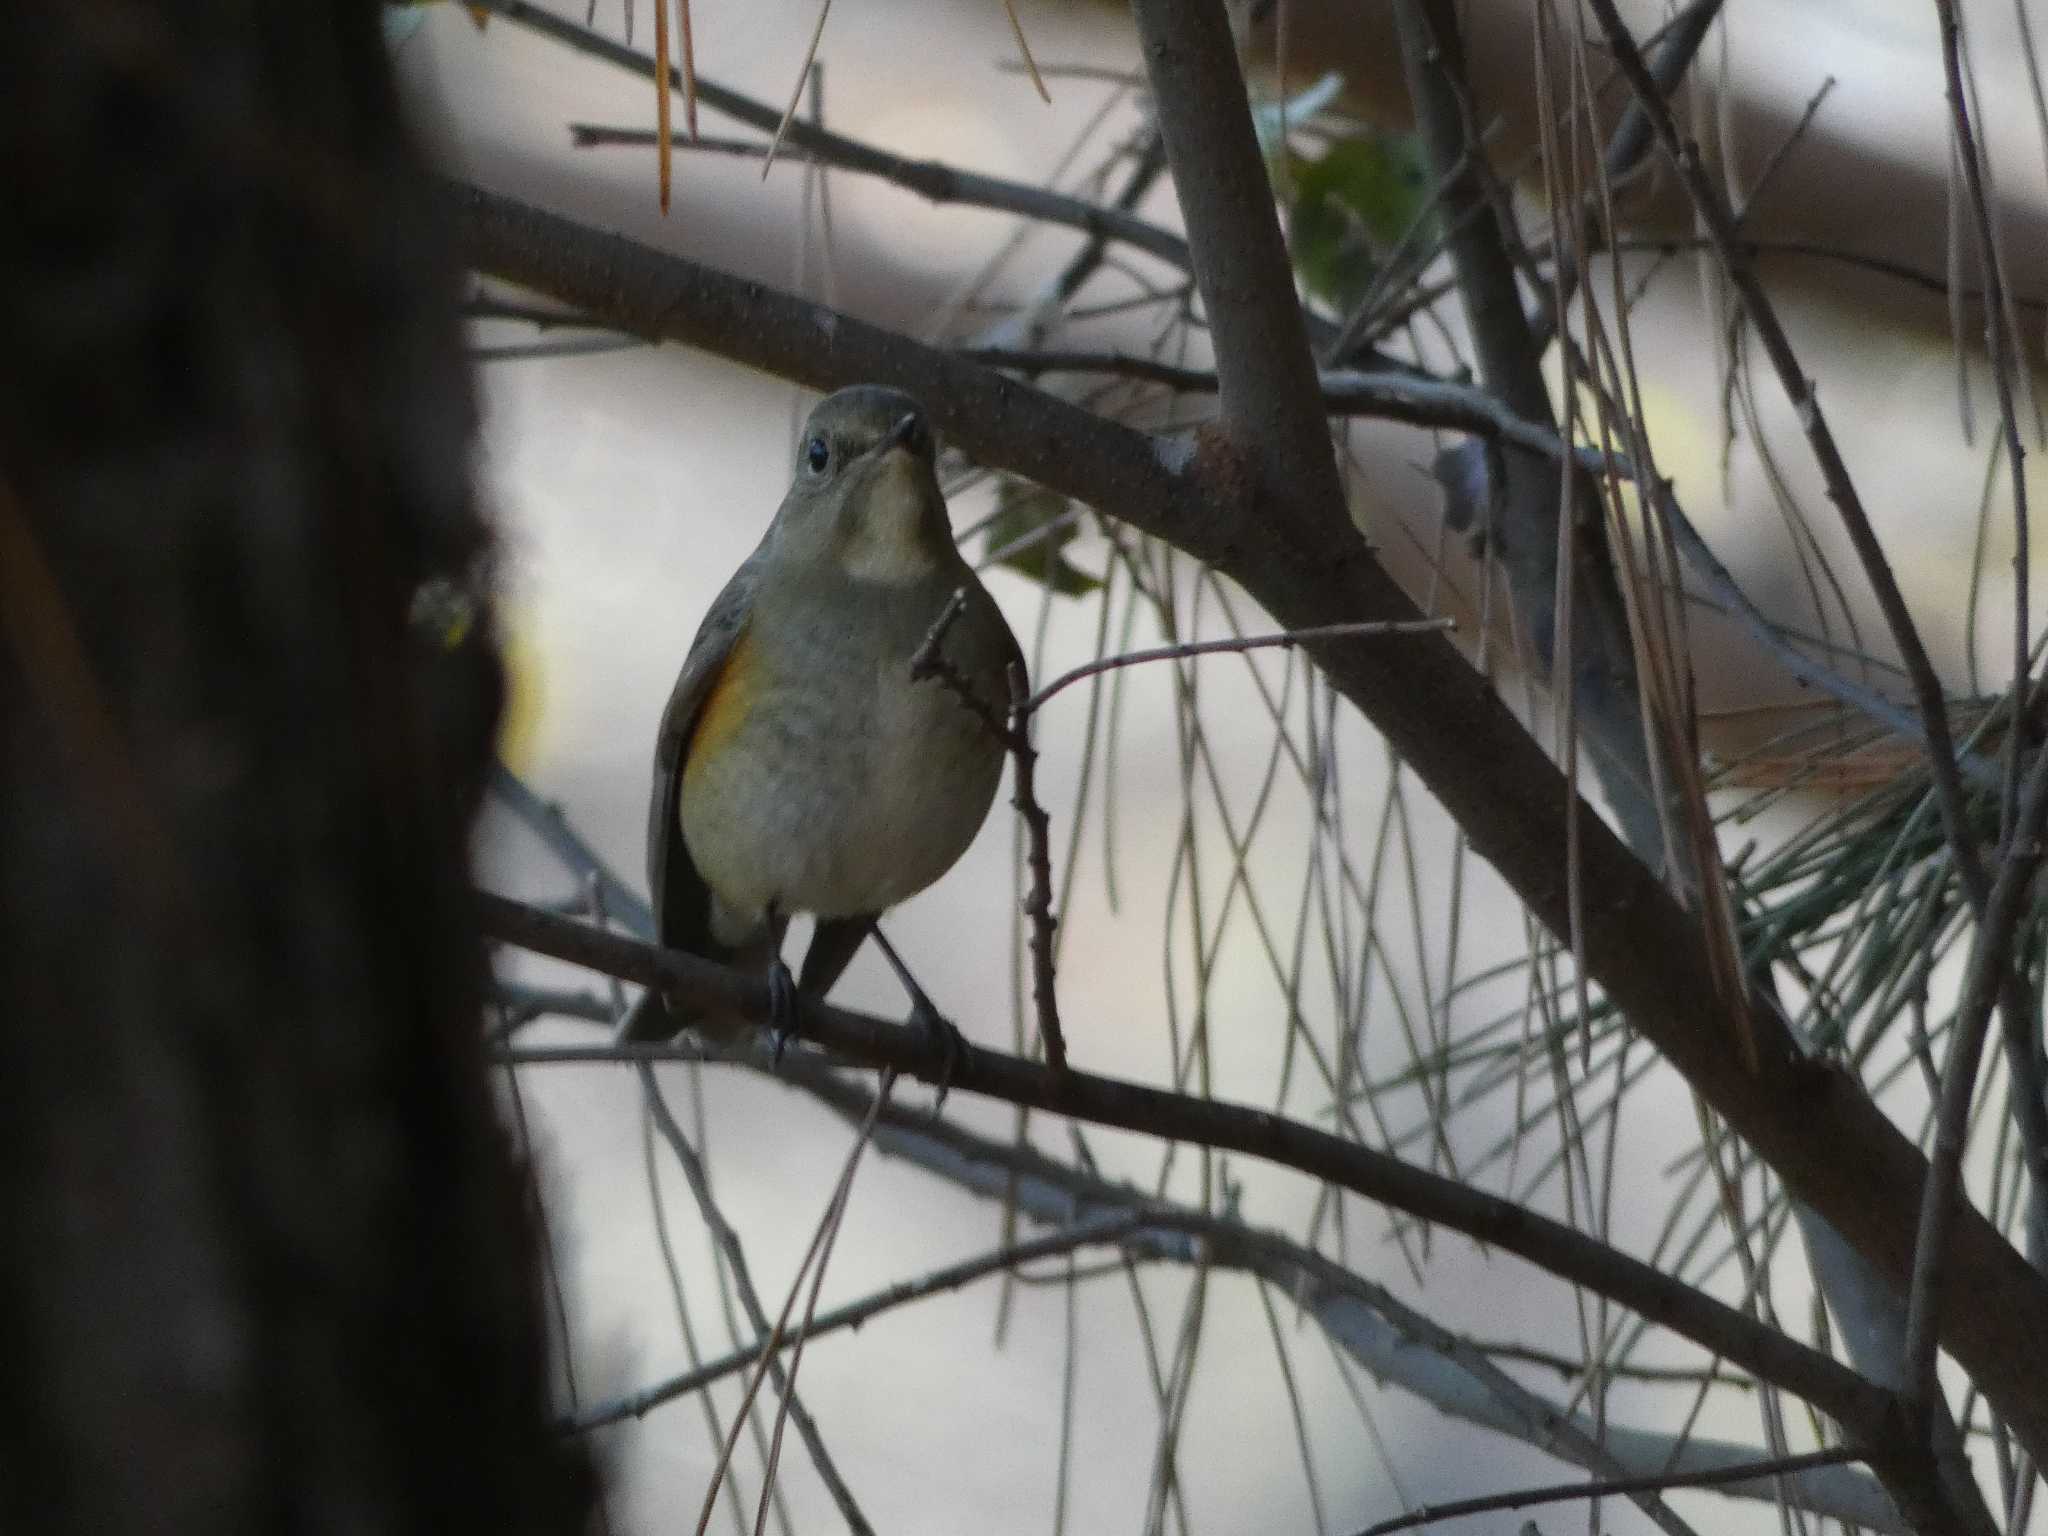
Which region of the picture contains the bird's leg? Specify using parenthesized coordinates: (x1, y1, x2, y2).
(867, 923, 964, 1110)
(765, 902, 799, 1063)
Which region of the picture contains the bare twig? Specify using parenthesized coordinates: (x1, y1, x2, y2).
(998, 0, 1051, 103)
(1593, 235, 2048, 314)
(1393, 0, 1666, 869)
(479, 893, 1891, 1439)
(1343, 1445, 1867, 1536)
(762, 0, 833, 180)
(466, 0, 1192, 271)
(677, 0, 697, 140)
(566, 1213, 1141, 1431)
(957, 344, 1623, 459)
(450, 180, 2048, 1464)
(485, 768, 1902, 1531)
(650, 0, 671, 209)
(911, 591, 1068, 1071)
(1926, 0, 2048, 1302)
(1579, 0, 1982, 917)
(1529, 0, 1726, 347)
(637, 1066, 875, 1536)
(1025, 619, 1456, 715)
(1904, 740, 2048, 1410)
(746, 1066, 889, 1536)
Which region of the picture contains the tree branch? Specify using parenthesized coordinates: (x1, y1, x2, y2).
(498, 1032, 1908, 1533)
(563, 1212, 1143, 1432)
(479, 894, 2026, 1531)
(634, 1063, 874, 1534)
(1390, 0, 1666, 868)
(448, 178, 2048, 1470)
(478, 895, 1886, 1433)
(1126, 0, 1338, 492)
(1578, 0, 1981, 910)
(486, 777, 1899, 1530)
(1343, 1446, 1866, 1536)
(1528, 0, 1727, 348)
(467, 0, 1193, 272)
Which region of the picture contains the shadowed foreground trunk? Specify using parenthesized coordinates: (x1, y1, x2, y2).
(0, 4, 587, 1529)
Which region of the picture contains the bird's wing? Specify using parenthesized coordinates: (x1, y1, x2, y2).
(647, 546, 768, 965)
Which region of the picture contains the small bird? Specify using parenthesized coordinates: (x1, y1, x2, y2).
(631, 385, 1022, 1049)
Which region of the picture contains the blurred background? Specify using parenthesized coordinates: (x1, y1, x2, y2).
(394, 2, 2048, 1531)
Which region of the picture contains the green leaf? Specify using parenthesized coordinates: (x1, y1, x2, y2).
(983, 478, 1100, 598)
(1286, 132, 1434, 313)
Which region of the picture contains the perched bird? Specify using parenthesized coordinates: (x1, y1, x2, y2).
(629, 385, 1022, 1048)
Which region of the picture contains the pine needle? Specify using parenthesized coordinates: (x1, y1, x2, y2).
(652, 0, 672, 210)
(1002, 0, 1053, 103)
(764, 0, 834, 180)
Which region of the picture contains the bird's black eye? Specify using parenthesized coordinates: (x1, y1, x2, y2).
(805, 434, 831, 475)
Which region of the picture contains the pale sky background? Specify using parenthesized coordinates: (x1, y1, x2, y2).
(397, 3, 2048, 1532)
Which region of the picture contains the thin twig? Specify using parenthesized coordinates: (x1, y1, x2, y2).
(677, 0, 697, 140)
(468, 0, 1191, 270)
(1579, 0, 1982, 928)
(637, 1066, 876, 1536)
(1343, 1445, 1867, 1536)
(749, 1067, 890, 1536)
(762, 0, 833, 180)
(483, 767, 1904, 1532)
(1026, 620, 1455, 715)
(565, 1213, 1141, 1431)
(911, 591, 1069, 1071)
(453, 176, 2048, 1467)
(478, 892, 1895, 1444)
(1529, 0, 1725, 347)
(1904, 740, 2048, 1411)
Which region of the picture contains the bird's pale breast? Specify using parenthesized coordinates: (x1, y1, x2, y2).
(678, 577, 1008, 942)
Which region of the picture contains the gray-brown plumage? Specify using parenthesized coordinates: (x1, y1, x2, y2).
(631, 385, 1021, 1043)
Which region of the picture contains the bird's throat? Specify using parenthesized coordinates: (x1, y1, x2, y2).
(839, 457, 944, 586)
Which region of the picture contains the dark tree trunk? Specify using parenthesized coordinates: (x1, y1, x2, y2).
(0, 4, 587, 1530)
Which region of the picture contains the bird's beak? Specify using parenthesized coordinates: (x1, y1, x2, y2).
(880, 412, 926, 459)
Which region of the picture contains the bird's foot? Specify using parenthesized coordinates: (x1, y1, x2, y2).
(911, 994, 966, 1114)
(767, 956, 800, 1064)
(866, 922, 965, 1112)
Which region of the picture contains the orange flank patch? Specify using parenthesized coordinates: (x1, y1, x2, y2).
(684, 620, 759, 789)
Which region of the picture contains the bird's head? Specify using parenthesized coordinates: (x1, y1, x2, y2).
(773, 385, 953, 585)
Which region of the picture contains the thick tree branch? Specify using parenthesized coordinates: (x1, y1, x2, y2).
(486, 776, 1900, 1531)
(449, 178, 2048, 1470)
(479, 895, 2018, 1532)
(478, 894, 1887, 1432)
(1126, 0, 1338, 496)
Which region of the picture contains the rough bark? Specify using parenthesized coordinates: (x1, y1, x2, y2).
(0, 4, 587, 1530)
